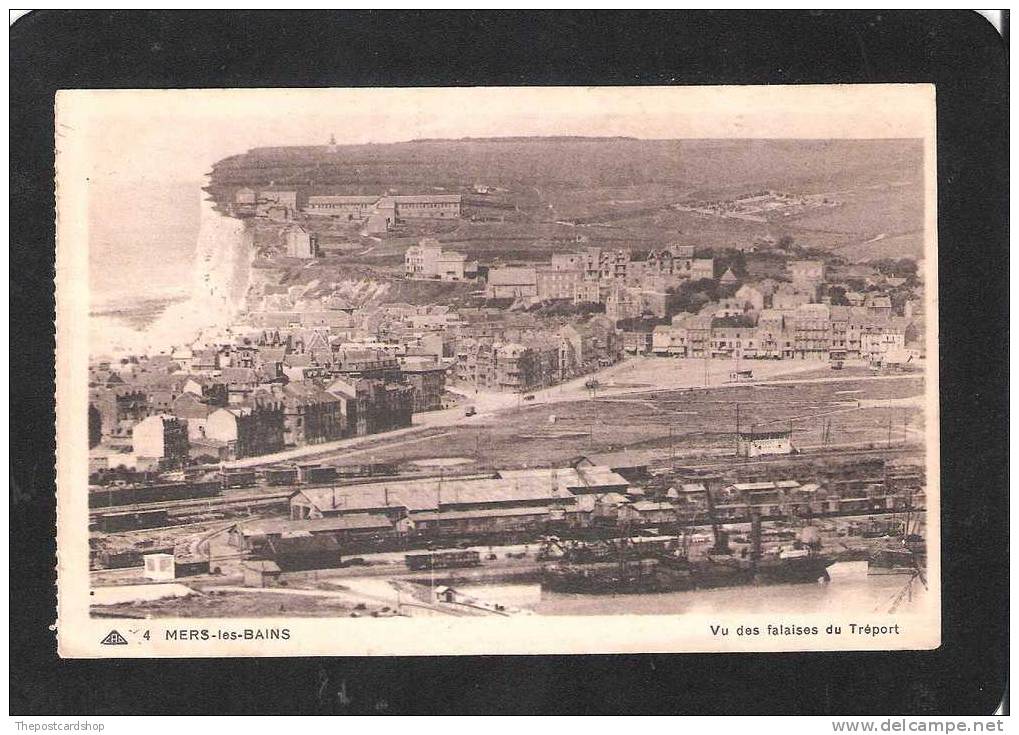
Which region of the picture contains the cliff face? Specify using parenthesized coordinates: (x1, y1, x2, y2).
(247, 260, 476, 311)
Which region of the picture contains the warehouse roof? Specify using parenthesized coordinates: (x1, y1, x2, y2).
(234, 514, 393, 538)
(411, 506, 551, 521)
(731, 480, 801, 492)
(308, 195, 380, 205)
(390, 194, 462, 204)
(631, 501, 674, 512)
(576, 466, 631, 489)
(293, 474, 578, 514)
(496, 466, 629, 494)
(267, 534, 342, 556)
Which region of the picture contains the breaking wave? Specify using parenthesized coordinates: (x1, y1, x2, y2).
(90, 195, 253, 358)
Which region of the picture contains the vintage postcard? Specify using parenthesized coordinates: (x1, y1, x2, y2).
(55, 85, 939, 657)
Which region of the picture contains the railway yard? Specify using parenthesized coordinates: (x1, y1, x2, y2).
(88, 358, 929, 618)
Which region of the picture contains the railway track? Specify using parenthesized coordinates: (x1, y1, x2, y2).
(89, 491, 291, 519)
(90, 445, 921, 531)
(89, 471, 500, 519)
(651, 444, 921, 472)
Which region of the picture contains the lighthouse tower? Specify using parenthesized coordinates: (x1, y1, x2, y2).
(327, 133, 337, 152)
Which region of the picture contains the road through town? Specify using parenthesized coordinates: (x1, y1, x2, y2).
(222, 357, 923, 470)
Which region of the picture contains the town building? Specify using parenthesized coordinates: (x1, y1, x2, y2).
(332, 348, 403, 381)
(573, 279, 608, 305)
(363, 200, 396, 234)
(229, 515, 399, 553)
(454, 337, 562, 392)
(487, 267, 538, 299)
(131, 415, 190, 470)
(535, 266, 582, 300)
(220, 366, 261, 405)
(788, 259, 827, 285)
(278, 383, 345, 447)
(735, 284, 766, 312)
(689, 258, 716, 281)
(638, 290, 669, 318)
(679, 314, 713, 358)
(404, 239, 474, 280)
(205, 401, 286, 460)
(304, 195, 380, 220)
(257, 189, 300, 220)
(171, 393, 212, 441)
(325, 377, 414, 436)
(588, 248, 631, 280)
(623, 331, 653, 355)
(400, 357, 448, 412)
(772, 284, 814, 311)
(89, 387, 148, 438)
(865, 293, 893, 317)
(861, 318, 915, 362)
(234, 187, 256, 205)
(710, 319, 757, 359)
(560, 316, 623, 374)
(651, 324, 688, 357)
(551, 253, 584, 271)
(390, 194, 462, 221)
(790, 303, 832, 359)
(283, 225, 318, 259)
(605, 286, 641, 322)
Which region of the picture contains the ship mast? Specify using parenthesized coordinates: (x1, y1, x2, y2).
(749, 509, 763, 573)
(701, 475, 729, 555)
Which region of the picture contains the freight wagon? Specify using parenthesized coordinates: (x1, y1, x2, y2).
(405, 550, 482, 571)
(94, 509, 170, 532)
(93, 546, 175, 570)
(220, 469, 258, 489)
(334, 462, 399, 479)
(174, 558, 212, 577)
(299, 465, 338, 484)
(263, 466, 300, 486)
(88, 480, 221, 509)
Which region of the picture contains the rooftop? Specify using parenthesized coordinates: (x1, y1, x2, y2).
(235, 514, 393, 537)
(307, 195, 380, 204)
(390, 194, 462, 204)
(488, 267, 537, 286)
(294, 474, 581, 514)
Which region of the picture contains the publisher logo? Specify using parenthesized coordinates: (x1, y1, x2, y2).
(100, 630, 128, 645)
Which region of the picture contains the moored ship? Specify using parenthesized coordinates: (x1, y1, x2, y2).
(541, 512, 834, 595)
(542, 550, 834, 594)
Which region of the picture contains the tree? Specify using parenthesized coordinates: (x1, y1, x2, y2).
(664, 278, 719, 318)
(732, 250, 748, 278)
(828, 285, 850, 306)
(88, 404, 102, 449)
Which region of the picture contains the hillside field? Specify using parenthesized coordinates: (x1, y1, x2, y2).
(210, 137, 925, 262)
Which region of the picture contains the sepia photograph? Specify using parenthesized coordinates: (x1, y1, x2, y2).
(55, 84, 940, 657)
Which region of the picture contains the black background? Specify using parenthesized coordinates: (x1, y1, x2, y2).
(10, 10, 1009, 715)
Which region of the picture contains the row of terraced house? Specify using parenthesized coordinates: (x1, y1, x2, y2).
(647, 304, 921, 362)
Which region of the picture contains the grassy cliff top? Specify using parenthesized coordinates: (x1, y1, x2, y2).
(208, 137, 925, 260)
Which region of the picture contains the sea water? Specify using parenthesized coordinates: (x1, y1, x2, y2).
(458, 572, 928, 617)
(88, 178, 253, 358)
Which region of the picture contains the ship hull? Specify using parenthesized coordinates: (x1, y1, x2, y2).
(542, 556, 833, 595)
